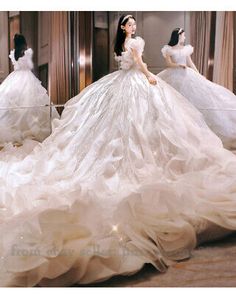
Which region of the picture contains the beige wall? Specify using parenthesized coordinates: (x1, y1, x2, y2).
(109, 11, 191, 74)
(0, 12, 9, 83)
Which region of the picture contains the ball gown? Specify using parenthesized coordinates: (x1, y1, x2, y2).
(0, 48, 59, 146)
(158, 44, 236, 149)
(0, 37, 236, 286)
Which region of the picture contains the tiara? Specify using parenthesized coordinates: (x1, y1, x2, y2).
(121, 14, 133, 24)
(178, 28, 183, 34)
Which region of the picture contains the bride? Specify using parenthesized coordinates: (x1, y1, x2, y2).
(0, 34, 59, 146)
(158, 27, 236, 149)
(0, 15, 236, 287)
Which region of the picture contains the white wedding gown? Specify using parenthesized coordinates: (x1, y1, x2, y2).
(158, 44, 236, 149)
(1, 37, 236, 287)
(0, 48, 59, 145)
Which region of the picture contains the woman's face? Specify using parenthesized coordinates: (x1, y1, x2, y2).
(179, 31, 186, 43)
(121, 18, 136, 36)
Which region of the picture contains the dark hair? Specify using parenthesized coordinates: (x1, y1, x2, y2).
(14, 34, 27, 61)
(114, 14, 136, 56)
(168, 28, 185, 46)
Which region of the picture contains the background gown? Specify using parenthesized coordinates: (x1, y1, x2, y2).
(0, 48, 59, 145)
(158, 44, 236, 149)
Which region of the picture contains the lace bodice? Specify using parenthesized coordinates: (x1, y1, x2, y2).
(161, 44, 193, 65)
(114, 36, 145, 70)
(9, 48, 34, 71)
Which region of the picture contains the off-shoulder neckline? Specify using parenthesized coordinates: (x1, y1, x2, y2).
(165, 44, 191, 51)
(123, 36, 143, 52)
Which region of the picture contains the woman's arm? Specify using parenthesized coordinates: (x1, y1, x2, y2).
(165, 55, 186, 69)
(131, 48, 157, 85)
(186, 56, 199, 73)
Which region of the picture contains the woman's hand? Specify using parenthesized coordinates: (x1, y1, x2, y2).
(179, 64, 187, 69)
(147, 75, 157, 85)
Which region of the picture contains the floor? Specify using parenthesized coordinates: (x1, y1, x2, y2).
(76, 232, 236, 287)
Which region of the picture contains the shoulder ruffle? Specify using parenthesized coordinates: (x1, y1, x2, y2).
(129, 36, 145, 55)
(161, 45, 173, 58)
(184, 45, 194, 56)
(24, 48, 33, 57)
(9, 50, 15, 63)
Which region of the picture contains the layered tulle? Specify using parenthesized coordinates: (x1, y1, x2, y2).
(0, 48, 59, 145)
(0, 65, 236, 286)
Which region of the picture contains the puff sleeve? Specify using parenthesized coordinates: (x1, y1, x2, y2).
(184, 45, 194, 56)
(129, 36, 145, 56)
(24, 48, 34, 69)
(161, 45, 172, 58)
(9, 50, 16, 65)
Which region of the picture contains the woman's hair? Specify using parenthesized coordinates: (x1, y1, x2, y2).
(114, 14, 136, 56)
(14, 34, 27, 61)
(168, 28, 185, 46)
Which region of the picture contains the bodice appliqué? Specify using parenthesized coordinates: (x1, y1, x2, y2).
(9, 48, 34, 71)
(114, 36, 145, 70)
(161, 44, 194, 66)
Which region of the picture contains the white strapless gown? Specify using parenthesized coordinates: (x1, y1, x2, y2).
(0, 48, 59, 146)
(158, 44, 236, 149)
(0, 37, 236, 287)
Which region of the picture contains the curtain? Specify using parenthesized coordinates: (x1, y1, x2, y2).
(49, 12, 70, 105)
(213, 12, 234, 91)
(190, 12, 214, 78)
(190, 11, 235, 91)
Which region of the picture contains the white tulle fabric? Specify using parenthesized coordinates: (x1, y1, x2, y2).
(114, 36, 145, 70)
(0, 48, 59, 145)
(158, 44, 236, 149)
(9, 48, 34, 71)
(161, 44, 193, 60)
(1, 37, 236, 286)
